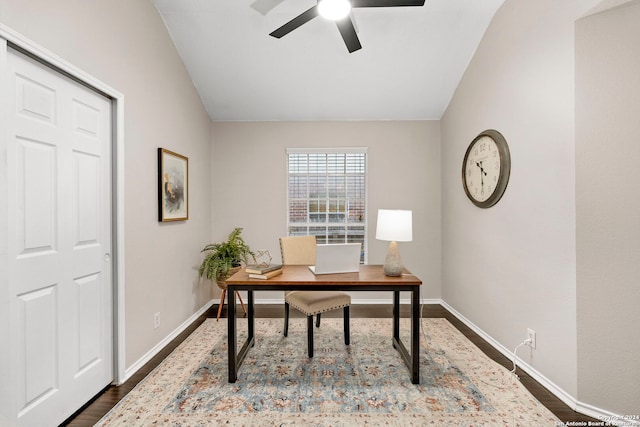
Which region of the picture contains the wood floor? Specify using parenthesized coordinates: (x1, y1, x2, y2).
(62, 304, 596, 426)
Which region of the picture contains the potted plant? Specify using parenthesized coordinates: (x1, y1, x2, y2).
(199, 228, 255, 320)
(199, 227, 255, 282)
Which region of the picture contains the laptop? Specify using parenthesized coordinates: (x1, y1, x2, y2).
(308, 243, 361, 275)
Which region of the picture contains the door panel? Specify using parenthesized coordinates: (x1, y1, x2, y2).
(74, 152, 100, 245)
(17, 138, 57, 256)
(17, 285, 59, 415)
(3, 46, 113, 427)
(76, 272, 102, 375)
(16, 73, 57, 124)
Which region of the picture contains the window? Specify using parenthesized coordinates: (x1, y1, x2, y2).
(287, 148, 367, 262)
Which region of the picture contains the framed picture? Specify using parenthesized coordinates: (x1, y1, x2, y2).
(158, 148, 189, 222)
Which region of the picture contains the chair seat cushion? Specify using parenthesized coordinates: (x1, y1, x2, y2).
(285, 291, 351, 316)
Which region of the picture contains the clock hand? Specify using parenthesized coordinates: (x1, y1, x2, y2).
(475, 161, 487, 190)
(475, 161, 488, 176)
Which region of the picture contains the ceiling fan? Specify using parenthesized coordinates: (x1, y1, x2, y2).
(269, 0, 426, 53)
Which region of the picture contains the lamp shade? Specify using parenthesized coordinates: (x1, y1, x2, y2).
(376, 209, 412, 242)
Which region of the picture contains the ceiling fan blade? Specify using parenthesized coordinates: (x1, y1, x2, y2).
(351, 0, 425, 7)
(336, 18, 362, 53)
(269, 5, 319, 38)
(250, 0, 286, 16)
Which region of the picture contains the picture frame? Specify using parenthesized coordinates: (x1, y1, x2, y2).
(158, 148, 189, 222)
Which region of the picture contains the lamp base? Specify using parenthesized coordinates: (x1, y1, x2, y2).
(383, 241, 403, 277)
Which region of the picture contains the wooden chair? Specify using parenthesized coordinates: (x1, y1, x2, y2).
(279, 236, 351, 357)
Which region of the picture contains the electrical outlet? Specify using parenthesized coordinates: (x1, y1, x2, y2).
(154, 312, 161, 329)
(527, 328, 536, 349)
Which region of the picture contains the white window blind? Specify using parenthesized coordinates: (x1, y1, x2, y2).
(287, 148, 367, 262)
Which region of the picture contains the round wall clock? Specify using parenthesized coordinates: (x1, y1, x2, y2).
(462, 129, 511, 208)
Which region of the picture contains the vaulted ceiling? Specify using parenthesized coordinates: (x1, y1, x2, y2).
(153, 0, 505, 121)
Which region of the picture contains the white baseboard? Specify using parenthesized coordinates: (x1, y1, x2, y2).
(574, 401, 640, 427)
(119, 299, 215, 385)
(439, 299, 635, 425)
(439, 300, 577, 408)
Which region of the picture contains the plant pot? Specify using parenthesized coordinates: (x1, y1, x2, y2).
(214, 266, 245, 321)
(216, 266, 241, 291)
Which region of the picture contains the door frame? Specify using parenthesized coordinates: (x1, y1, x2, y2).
(0, 23, 127, 385)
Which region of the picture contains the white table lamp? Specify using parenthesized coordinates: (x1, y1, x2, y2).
(376, 209, 412, 276)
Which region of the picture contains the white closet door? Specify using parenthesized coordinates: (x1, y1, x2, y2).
(1, 45, 113, 427)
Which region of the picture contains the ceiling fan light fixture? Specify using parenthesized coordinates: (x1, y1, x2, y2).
(318, 0, 352, 21)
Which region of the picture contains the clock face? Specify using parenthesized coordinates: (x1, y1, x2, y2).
(462, 130, 511, 208)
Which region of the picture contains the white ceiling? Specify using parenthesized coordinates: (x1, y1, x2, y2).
(153, 0, 505, 121)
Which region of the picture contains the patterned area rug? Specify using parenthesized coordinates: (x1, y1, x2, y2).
(97, 318, 558, 426)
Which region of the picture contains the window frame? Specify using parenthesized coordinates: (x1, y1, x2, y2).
(286, 147, 368, 263)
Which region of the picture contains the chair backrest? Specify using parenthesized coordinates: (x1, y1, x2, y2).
(279, 235, 316, 265)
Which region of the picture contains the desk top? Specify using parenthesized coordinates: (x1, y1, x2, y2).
(226, 264, 422, 287)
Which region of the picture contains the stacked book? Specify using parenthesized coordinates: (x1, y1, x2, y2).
(245, 264, 283, 279)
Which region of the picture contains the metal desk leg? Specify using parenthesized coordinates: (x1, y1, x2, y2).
(227, 288, 255, 383)
(393, 290, 400, 345)
(411, 286, 420, 384)
(227, 286, 237, 383)
(247, 290, 254, 347)
(391, 288, 420, 384)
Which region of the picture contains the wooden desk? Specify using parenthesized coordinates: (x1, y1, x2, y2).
(225, 265, 423, 384)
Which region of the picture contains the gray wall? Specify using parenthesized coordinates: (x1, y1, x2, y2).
(442, 0, 638, 413)
(441, 0, 584, 397)
(210, 121, 441, 303)
(0, 0, 213, 368)
(576, 1, 640, 415)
